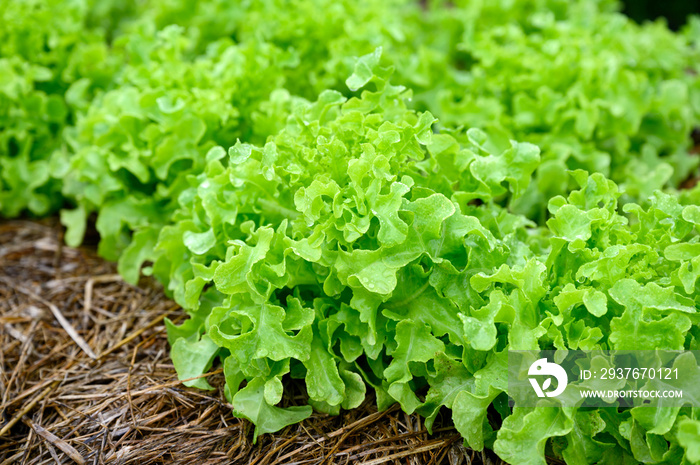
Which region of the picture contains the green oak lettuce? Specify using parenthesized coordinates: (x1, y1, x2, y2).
(0, 0, 120, 216)
(155, 64, 700, 464)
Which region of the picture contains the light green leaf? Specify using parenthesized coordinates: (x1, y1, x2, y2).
(678, 418, 700, 463)
(183, 229, 216, 255)
(60, 206, 87, 247)
(494, 406, 574, 465)
(232, 378, 312, 443)
(170, 334, 219, 390)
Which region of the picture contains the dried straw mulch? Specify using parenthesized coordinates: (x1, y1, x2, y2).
(0, 219, 506, 465)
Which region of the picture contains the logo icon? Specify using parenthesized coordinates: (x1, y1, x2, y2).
(528, 358, 568, 398)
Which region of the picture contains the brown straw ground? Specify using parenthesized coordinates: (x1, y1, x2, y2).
(0, 218, 508, 465)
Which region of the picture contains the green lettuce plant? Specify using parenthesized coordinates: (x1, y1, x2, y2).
(0, 0, 121, 216)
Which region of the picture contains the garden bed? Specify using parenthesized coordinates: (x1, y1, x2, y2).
(0, 219, 496, 465)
